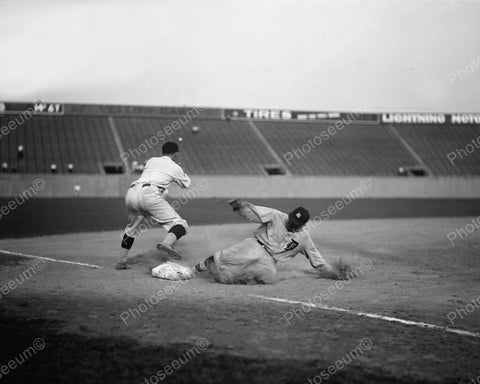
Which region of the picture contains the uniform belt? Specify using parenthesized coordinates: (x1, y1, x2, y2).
(130, 183, 165, 193)
(257, 239, 272, 256)
(142, 183, 165, 192)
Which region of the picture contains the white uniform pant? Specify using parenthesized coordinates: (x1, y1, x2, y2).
(124, 184, 188, 238)
(211, 238, 277, 284)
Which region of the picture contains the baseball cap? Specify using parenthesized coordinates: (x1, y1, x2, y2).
(162, 142, 179, 155)
(288, 207, 310, 227)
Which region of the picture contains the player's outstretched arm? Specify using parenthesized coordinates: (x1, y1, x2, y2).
(228, 199, 276, 223)
(173, 165, 191, 189)
(228, 199, 260, 222)
(176, 172, 191, 189)
(304, 249, 339, 280)
(314, 263, 338, 280)
(314, 259, 357, 280)
(304, 235, 353, 280)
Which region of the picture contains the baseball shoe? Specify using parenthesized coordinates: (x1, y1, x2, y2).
(195, 256, 215, 272)
(156, 243, 182, 260)
(115, 261, 131, 270)
(195, 259, 209, 272)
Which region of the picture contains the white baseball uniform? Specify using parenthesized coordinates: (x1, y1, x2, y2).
(212, 202, 327, 284)
(124, 156, 191, 238)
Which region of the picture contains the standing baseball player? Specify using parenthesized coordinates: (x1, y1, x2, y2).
(116, 142, 190, 270)
(195, 199, 347, 284)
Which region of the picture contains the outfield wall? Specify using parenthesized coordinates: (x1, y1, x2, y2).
(0, 174, 479, 199)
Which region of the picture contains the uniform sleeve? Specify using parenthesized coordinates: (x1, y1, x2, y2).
(301, 233, 327, 268)
(173, 165, 191, 189)
(234, 202, 280, 223)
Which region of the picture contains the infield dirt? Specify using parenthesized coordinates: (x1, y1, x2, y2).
(1, 217, 479, 383)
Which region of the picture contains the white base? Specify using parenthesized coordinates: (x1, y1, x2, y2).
(151, 261, 194, 280)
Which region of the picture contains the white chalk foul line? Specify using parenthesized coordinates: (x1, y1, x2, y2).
(0, 249, 103, 269)
(250, 294, 480, 339)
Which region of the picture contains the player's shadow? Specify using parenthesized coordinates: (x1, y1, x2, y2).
(128, 249, 169, 273)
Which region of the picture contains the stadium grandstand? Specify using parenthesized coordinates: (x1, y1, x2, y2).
(1, 102, 480, 177)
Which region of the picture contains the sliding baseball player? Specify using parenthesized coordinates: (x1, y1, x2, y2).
(195, 199, 350, 284)
(116, 142, 190, 270)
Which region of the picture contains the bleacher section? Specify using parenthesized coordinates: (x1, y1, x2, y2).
(256, 121, 418, 176)
(114, 117, 278, 175)
(0, 115, 118, 173)
(1, 105, 480, 176)
(394, 124, 480, 175)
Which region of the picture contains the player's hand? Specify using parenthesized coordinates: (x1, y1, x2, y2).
(316, 260, 354, 280)
(315, 264, 337, 279)
(228, 198, 243, 210)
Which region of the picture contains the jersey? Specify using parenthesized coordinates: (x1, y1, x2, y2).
(134, 156, 191, 191)
(234, 202, 327, 268)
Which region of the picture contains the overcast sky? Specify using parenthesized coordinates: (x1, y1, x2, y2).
(0, 0, 479, 112)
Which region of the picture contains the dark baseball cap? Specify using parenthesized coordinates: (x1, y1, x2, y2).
(288, 207, 310, 227)
(162, 142, 179, 155)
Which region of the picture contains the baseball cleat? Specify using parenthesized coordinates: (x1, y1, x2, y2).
(115, 261, 131, 270)
(156, 243, 182, 260)
(195, 259, 209, 272)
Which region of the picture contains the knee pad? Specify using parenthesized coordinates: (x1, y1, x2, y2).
(169, 224, 187, 240)
(121, 234, 135, 249)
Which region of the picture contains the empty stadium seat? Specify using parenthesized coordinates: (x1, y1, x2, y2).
(394, 124, 480, 176)
(114, 117, 279, 175)
(255, 120, 418, 176)
(0, 115, 119, 173)
(1, 107, 479, 177)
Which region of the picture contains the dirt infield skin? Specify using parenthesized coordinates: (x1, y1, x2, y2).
(0, 199, 480, 384)
(1, 213, 480, 384)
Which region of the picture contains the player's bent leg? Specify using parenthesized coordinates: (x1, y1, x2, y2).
(234, 255, 277, 284)
(207, 238, 277, 284)
(116, 215, 144, 269)
(116, 234, 135, 270)
(156, 219, 188, 260)
(116, 186, 146, 270)
(146, 195, 188, 250)
(254, 264, 277, 284)
(162, 224, 187, 246)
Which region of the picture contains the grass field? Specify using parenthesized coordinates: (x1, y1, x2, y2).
(1, 200, 480, 383)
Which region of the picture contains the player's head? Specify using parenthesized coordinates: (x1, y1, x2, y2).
(162, 141, 179, 156)
(286, 207, 310, 232)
